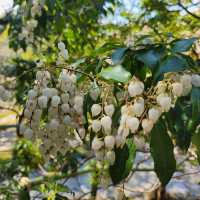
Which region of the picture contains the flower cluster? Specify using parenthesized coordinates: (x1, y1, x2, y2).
(20, 68, 85, 160)
(19, 0, 45, 43)
(90, 103, 116, 165)
(0, 85, 11, 101)
(117, 72, 200, 146)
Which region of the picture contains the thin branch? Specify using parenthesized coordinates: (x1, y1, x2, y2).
(177, 0, 200, 20)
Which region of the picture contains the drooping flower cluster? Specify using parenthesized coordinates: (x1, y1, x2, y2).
(0, 85, 11, 101)
(117, 72, 200, 146)
(20, 68, 85, 160)
(90, 103, 116, 165)
(19, 0, 45, 43)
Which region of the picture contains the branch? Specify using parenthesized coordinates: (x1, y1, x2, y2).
(177, 0, 200, 20)
(22, 169, 92, 188)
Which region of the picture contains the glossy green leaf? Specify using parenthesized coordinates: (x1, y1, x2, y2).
(111, 47, 128, 65)
(150, 119, 176, 186)
(109, 139, 136, 185)
(135, 47, 165, 68)
(171, 38, 196, 53)
(99, 65, 131, 83)
(155, 55, 188, 80)
(191, 87, 200, 125)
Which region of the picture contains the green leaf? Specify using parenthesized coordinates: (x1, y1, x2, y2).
(99, 65, 131, 83)
(109, 139, 136, 185)
(192, 129, 200, 164)
(171, 38, 196, 53)
(135, 47, 165, 68)
(111, 47, 128, 65)
(155, 54, 188, 80)
(191, 87, 200, 125)
(150, 119, 176, 186)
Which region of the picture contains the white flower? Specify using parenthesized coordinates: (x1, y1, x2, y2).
(132, 97, 144, 117)
(28, 89, 37, 99)
(74, 96, 83, 106)
(63, 115, 71, 125)
(91, 104, 102, 117)
(142, 119, 154, 134)
(156, 93, 171, 112)
(89, 86, 100, 101)
(32, 109, 42, 120)
(104, 104, 115, 117)
(182, 83, 192, 96)
(101, 116, 112, 134)
(38, 96, 48, 108)
(61, 103, 70, 113)
(92, 120, 102, 133)
(126, 116, 139, 133)
(191, 74, 200, 87)
(58, 42, 65, 51)
(156, 81, 167, 94)
(128, 81, 144, 97)
(51, 95, 61, 107)
(172, 82, 183, 97)
(106, 151, 115, 165)
(115, 135, 125, 148)
(74, 104, 83, 114)
(60, 49, 69, 60)
(148, 107, 161, 123)
(92, 137, 104, 151)
(24, 128, 33, 139)
(180, 74, 191, 86)
(49, 119, 59, 130)
(24, 109, 32, 119)
(61, 93, 69, 103)
(104, 135, 115, 150)
(121, 105, 128, 115)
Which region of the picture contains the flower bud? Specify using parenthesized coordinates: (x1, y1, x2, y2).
(128, 81, 144, 97)
(172, 82, 183, 97)
(105, 151, 115, 165)
(28, 89, 37, 99)
(92, 120, 102, 133)
(191, 74, 200, 87)
(104, 104, 115, 117)
(101, 116, 112, 134)
(89, 86, 100, 101)
(49, 119, 59, 130)
(132, 97, 144, 117)
(61, 103, 70, 113)
(92, 137, 104, 151)
(104, 135, 115, 150)
(61, 93, 69, 103)
(182, 83, 192, 96)
(142, 119, 154, 134)
(58, 41, 65, 50)
(24, 128, 33, 139)
(24, 109, 32, 119)
(180, 74, 191, 86)
(51, 95, 60, 107)
(74, 96, 83, 106)
(148, 107, 161, 123)
(38, 96, 48, 108)
(63, 115, 71, 125)
(91, 104, 101, 117)
(126, 116, 139, 133)
(115, 135, 126, 148)
(156, 94, 171, 112)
